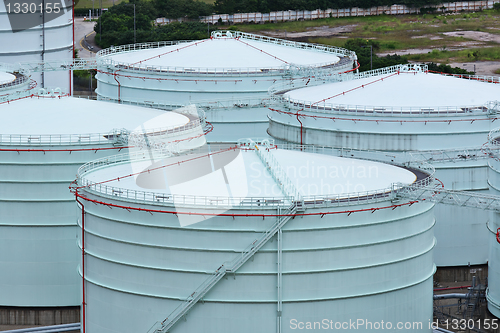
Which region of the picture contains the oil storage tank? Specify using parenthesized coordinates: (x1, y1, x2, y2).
(0, 91, 207, 310)
(75, 141, 436, 333)
(268, 64, 500, 267)
(486, 129, 500, 318)
(95, 30, 357, 142)
(0, 0, 73, 91)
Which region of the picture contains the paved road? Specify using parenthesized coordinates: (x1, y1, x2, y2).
(74, 17, 100, 59)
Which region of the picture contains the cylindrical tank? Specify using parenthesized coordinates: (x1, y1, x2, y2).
(95, 30, 357, 142)
(0, 1, 73, 91)
(0, 93, 207, 307)
(76, 143, 436, 333)
(268, 64, 500, 267)
(486, 129, 500, 318)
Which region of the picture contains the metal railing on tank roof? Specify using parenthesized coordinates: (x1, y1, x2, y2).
(76, 144, 435, 209)
(96, 31, 355, 76)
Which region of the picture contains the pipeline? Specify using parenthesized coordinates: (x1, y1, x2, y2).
(73, 189, 419, 218)
(75, 188, 86, 333)
(269, 107, 500, 124)
(433, 293, 468, 300)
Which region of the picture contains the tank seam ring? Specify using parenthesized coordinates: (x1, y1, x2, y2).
(76, 237, 435, 275)
(78, 266, 436, 302)
(77, 215, 435, 253)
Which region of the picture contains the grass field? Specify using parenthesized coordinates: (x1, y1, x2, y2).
(236, 10, 500, 63)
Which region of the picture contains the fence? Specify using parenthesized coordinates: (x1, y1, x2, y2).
(156, 0, 500, 25)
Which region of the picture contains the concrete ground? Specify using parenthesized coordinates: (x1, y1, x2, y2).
(74, 17, 101, 59)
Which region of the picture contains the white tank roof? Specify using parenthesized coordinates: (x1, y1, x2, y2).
(104, 37, 340, 69)
(83, 147, 416, 199)
(0, 71, 15, 85)
(0, 97, 189, 135)
(285, 71, 500, 108)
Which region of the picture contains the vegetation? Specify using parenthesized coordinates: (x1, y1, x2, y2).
(93, 0, 215, 48)
(342, 38, 408, 72)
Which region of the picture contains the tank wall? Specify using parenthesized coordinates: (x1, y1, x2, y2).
(488, 159, 500, 318)
(0, 145, 122, 307)
(95, 71, 277, 105)
(78, 189, 435, 333)
(268, 112, 494, 151)
(204, 106, 271, 142)
(0, 2, 72, 91)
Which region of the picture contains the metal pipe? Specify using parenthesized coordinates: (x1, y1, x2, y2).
(433, 293, 468, 300)
(75, 192, 86, 333)
(0, 323, 80, 333)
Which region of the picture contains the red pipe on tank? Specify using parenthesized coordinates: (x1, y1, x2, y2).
(114, 72, 121, 103)
(296, 112, 303, 146)
(75, 191, 86, 333)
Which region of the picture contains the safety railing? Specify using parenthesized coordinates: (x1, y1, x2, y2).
(269, 64, 423, 96)
(0, 129, 127, 146)
(226, 31, 357, 59)
(77, 143, 434, 209)
(276, 99, 494, 117)
(96, 31, 355, 76)
(0, 74, 29, 91)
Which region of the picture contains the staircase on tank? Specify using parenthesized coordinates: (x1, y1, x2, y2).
(147, 141, 304, 333)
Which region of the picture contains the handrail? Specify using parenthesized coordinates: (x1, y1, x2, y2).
(270, 65, 500, 118)
(77, 144, 434, 209)
(95, 31, 356, 76)
(0, 74, 29, 91)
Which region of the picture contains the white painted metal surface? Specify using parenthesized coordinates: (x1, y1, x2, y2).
(95, 31, 357, 142)
(268, 65, 499, 266)
(0, 1, 73, 91)
(76, 145, 435, 333)
(486, 130, 500, 318)
(0, 95, 205, 307)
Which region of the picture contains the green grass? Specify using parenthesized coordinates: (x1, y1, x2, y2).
(235, 10, 500, 62)
(406, 47, 500, 63)
(495, 68, 500, 74)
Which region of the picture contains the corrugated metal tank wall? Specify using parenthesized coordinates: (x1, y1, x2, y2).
(77, 161, 435, 332)
(0, 2, 72, 91)
(487, 148, 500, 318)
(0, 146, 122, 306)
(268, 73, 495, 267)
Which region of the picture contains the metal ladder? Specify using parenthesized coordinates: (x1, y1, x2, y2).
(149, 202, 300, 333)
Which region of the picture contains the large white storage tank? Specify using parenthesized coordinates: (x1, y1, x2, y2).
(0, 92, 207, 309)
(0, 1, 73, 91)
(486, 129, 500, 318)
(268, 64, 500, 267)
(95, 31, 357, 142)
(75, 142, 435, 333)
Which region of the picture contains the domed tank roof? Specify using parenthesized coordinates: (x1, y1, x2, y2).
(0, 96, 190, 136)
(81, 145, 417, 200)
(285, 70, 500, 109)
(101, 34, 341, 70)
(0, 71, 15, 85)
